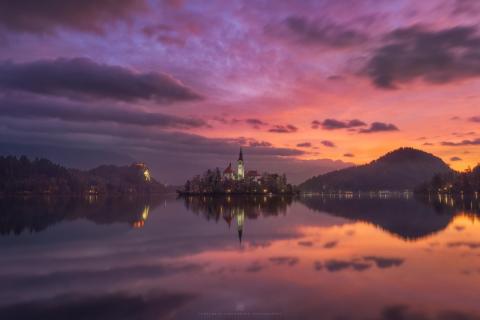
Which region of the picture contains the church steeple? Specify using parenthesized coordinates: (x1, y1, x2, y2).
(237, 148, 244, 179)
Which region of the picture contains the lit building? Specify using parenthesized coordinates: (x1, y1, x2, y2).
(223, 163, 234, 180)
(132, 162, 151, 182)
(237, 148, 244, 180)
(222, 148, 248, 181)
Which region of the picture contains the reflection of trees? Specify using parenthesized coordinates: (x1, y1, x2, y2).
(0, 196, 158, 235)
(183, 195, 294, 222)
(300, 195, 457, 240)
(422, 194, 480, 216)
(182, 195, 295, 242)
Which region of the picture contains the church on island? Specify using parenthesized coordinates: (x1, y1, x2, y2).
(180, 148, 295, 195)
(222, 148, 261, 182)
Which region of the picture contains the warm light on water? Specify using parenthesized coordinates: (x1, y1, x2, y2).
(0, 196, 479, 319)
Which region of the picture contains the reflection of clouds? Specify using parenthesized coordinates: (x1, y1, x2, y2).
(363, 256, 404, 269)
(454, 225, 466, 232)
(269, 256, 299, 266)
(324, 259, 371, 272)
(447, 242, 480, 249)
(0, 262, 203, 300)
(379, 304, 480, 320)
(345, 230, 356, 236)
(0, 291, 196, 320)
(314, 256, 405, 272)
(298, 241, 313, 247)
(245, 261, 264, 273)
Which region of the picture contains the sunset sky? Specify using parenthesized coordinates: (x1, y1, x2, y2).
(0, 0, 479, 184)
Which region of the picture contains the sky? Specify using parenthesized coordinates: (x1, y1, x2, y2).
(0, 0, 479, 184)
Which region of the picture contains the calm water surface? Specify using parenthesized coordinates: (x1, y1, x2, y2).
(0, 195, 479, 320)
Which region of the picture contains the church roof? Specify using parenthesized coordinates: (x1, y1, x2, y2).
(238, 148, 243, 161)
(223, 163, 234, 174)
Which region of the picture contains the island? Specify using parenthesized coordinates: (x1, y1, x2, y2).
(178, 149, 298, 195)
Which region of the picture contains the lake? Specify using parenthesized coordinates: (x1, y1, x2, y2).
(0, 194, 479, 320)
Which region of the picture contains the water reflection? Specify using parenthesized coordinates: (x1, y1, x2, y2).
(182, 194, 480, 242)
(1, 195, 480, 319)
(182, 195, 294, 242)
(0, 196, 157, 235)
(300, 195, 456, 240)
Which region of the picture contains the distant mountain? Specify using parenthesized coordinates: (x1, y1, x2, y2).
(299, 147, 452, 192)
(0, 156, 166, 196)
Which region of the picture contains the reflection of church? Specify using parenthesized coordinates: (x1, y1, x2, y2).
(183, 194, 293, 243)
(223, 148, 261, 182)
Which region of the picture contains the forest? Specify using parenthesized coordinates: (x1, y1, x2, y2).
(0, 156, 166, 196)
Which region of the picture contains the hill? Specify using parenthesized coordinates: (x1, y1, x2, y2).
(299, 147, 452, 192)
(0, 156, 166, 196)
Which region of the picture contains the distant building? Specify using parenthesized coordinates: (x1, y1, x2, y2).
(132, 162, 151, 182)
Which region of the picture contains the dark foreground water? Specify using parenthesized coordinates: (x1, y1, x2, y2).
(0, 194, 479, 320)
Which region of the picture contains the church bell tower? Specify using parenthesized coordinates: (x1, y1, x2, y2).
(237, 148, 245, 180)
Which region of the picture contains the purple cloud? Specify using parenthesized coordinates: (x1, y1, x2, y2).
(365, 25, 480, 89)
(359, 122, 399, 133)
(267, 16, 367, 49)
(297, 142, 312, 147)
(0, 0, 147, 35)
(321, 140, 336, 148)
(0, 58, 202, 103)
(269, 124, 298, 133)
(314, 119, 367, 130)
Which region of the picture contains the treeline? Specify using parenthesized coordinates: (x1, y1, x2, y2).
(0, 156, 166, 196)
(416, 165, 480, 195)
(181, 168, 297, 195)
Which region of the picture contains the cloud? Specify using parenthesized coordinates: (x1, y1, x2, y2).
(267, 16, 367, 49)
(0, 58, 202, 103)
(297, 142, 312, 148)
(311, 120, 322, 129)
(469, 116, 480, 122)
(298, 241, 313, 247)
(365, 25, 480, 89)
(423, 142, 434, 146)
(441, 139, 480, 146)
(268, 124, 298, 133)
(268, 256, 299, 266)
(323, 241, 338, 248)
(244, 118, 269, 129)
(142, 23, 187, 46)
(314, 118, 367, 130)
(363, 256, 404, 268)
(359, 122, 399, 133)
(321, 140, 336, 148)
(343, 153, 355, 158)
(0, 0, 147, 35)
(0, 96, 207, 129)
(450, 156, 462, 161)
